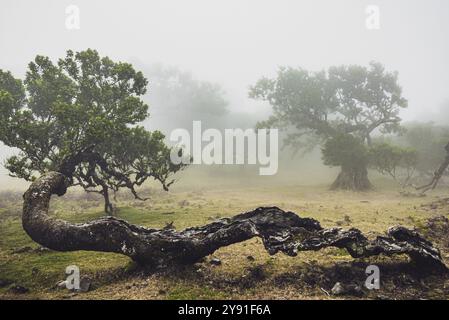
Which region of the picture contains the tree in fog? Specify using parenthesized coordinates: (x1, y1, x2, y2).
(250, 62, 407, 190)
(368, 142, 418, 188)
(0, 49, 186, 214)
(400, 123, 449, 180)
(2, 54, 443, 270)
(144, 64, 229, 131)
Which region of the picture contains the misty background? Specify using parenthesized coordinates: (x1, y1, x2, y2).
(1, 0, 449, 190)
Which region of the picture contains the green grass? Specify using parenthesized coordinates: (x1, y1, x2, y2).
(1, 181, 448, 299)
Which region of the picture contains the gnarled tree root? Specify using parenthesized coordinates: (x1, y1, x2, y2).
(23, 172, 447, 270)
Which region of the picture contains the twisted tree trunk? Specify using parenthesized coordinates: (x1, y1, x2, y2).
(331, 165, 373, 191)
(22, 171, 446, 270)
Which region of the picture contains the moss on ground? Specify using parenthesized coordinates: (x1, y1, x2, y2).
(1, 181, 448, 299)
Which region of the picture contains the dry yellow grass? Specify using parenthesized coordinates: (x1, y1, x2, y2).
(1, 179, 448, 300)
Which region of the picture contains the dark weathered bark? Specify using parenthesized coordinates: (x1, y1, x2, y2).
(22, 171, 446, 270)
(331, 165, 373, 191)
(102, 187, 113, 215)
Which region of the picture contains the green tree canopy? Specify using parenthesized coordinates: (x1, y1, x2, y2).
(144, 64, 229, 131)
(368, 142, 418, 188)
(401, 123, 449, 177)
(250, 62, 407, 190)
(0, 49, 186, 213)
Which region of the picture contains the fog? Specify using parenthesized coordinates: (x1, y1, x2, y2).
(1, 0, 449, 189)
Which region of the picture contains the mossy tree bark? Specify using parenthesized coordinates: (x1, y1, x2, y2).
(331, 165, 373, 191)
(22, 171, 446, 270)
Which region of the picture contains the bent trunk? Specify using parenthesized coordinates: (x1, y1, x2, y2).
(21, 171, 446, 270)
(331, 165, 372, 191)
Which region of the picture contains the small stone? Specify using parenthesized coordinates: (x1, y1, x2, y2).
(331, 282, 345, 295)
(210, 258, 222, 266)
(331, 282, 363, 296)
(247, 255, 255, 261)
(35, 246, 51, 253)
(8, 285, 29, 294)
(77, 277, 91, 292)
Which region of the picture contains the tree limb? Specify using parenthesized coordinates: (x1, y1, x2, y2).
(416, 141, 449, 193)
(22, 171, 447, 270)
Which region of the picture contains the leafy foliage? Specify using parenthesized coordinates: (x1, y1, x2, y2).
(250, 62, 407, 189)
(400, 123, 449, 177)
(368, 143, 418, 187)
(322, 134, 368, 169)
(0, 49, 187, 212)
(145, 64, 229, 130)
(250, 62, 407, 148)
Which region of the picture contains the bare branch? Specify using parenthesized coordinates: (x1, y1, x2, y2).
(416, 141, 449, 193)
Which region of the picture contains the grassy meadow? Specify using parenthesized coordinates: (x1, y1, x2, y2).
(1, 171, 449, 300)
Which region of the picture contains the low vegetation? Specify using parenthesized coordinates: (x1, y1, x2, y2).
(1, 179, 448, 300)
